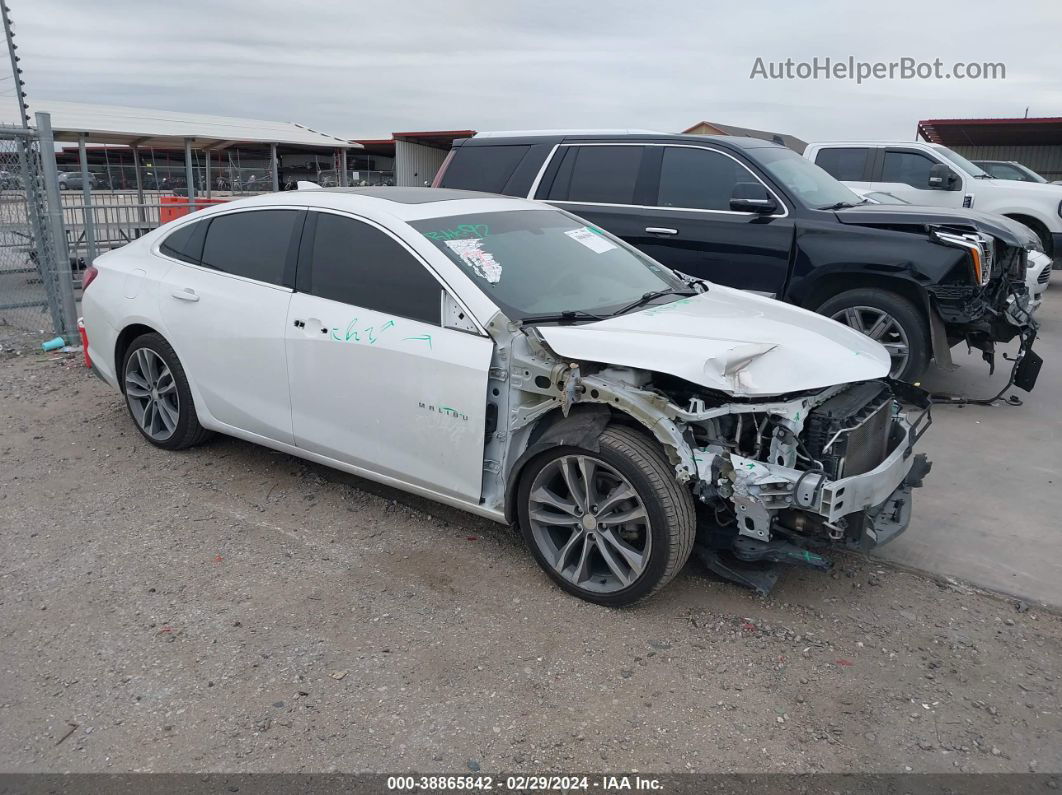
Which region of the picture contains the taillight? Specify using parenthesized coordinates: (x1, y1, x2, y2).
(82, 264, 99, 289)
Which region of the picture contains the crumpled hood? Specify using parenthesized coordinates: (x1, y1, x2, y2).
(536, 286, 891, 397)
(834, 204, 1027, 247)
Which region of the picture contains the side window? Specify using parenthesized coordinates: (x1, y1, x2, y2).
(882, 151, 938, 189)
(305, 213, 441, 325)
(548, 145, 642, 204)
(814, 147, 869, 181)
(200, 210, 299, 284)
(159, 219, 208, 264)
(440, 145, 530, 193)
(992, 164, 1024, 181)
(657, 147, 757, 211)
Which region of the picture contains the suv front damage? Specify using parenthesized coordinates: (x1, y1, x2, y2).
(484, 286, 932, 595)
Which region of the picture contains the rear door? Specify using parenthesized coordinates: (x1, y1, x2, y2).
(157, 208, 302, 443)
(285, 211, 493, 501)
(538, 143, 793, 296)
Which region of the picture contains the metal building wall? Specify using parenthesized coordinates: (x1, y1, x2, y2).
(394, 140, 448, 186)
(952, 144, 1062, 181)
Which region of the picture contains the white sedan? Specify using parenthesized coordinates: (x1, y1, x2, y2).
(82, 188, 929, 605)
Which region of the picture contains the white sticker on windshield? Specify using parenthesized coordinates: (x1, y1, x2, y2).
(565, 226, 616, 254)
(445, 238, 503, 283)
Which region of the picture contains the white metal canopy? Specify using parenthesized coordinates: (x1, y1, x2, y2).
(0, 98, 360, 150)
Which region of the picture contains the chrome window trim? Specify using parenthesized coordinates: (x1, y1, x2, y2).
(152, 205, 305, 292)
(526, 141, 789, 219)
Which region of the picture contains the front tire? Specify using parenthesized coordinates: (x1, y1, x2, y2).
(517, 425, 696, 606)
(817, 288, 930, 381)
(122, 333, 212, 450)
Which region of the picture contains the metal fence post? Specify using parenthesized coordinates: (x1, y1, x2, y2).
(132, 144, 146, 223)
(270, 143, 279, 191)
(339, 148, 349, 187)
(184, 138, 196, 203)
(77, 133, 99, 265)
(37, 113, 78, 339)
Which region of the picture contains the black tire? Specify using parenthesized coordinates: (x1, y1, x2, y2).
(516, 425, 696, 607)
(817, 288, 931, 382)
(122, 332, 212, 450)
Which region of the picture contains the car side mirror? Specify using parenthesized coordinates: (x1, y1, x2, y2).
(730, 182, 778, 214)
(928, 163, 960, 191)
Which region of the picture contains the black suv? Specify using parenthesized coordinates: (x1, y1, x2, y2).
(435, 132, 1038, 383)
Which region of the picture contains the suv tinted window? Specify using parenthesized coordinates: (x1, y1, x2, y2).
(441, 145, 530, 193)
(160, 219, 208, 264)
(657, 147, 755, 211)
(548, 145, 642, 204)
(304, 213, 441, 324)
(814, 147, 869, 181)
(201, 210, 299, 284)
(882, 150, 937, 188)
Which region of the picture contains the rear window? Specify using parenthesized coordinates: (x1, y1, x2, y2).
(814, 147, 869, 181)
(546, 145, 642, 205)
(200, 210, 300, 285)
(440, 145, 531, 193)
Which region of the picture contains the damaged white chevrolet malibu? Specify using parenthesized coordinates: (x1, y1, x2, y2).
(82, 187, 932, 606)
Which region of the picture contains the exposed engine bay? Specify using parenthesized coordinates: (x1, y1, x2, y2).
(485, 327, 933, 593)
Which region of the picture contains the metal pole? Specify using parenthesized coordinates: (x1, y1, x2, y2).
(184, 138, 196, 204)
(37, 113, 78, 339)
(204, 148, 211, 199)
(78, 133, 98, 264)
(270, 143, 279, 191)
(339, 148, 349, 186)
(132, 145, 146, 224)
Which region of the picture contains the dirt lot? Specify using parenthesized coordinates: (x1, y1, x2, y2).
(1, 350, 1061, 775)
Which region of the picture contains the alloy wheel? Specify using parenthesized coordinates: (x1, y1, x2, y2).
(125, 348, 180, 441)
(527, 454, 651, 594)
(831, 305, 911, 378)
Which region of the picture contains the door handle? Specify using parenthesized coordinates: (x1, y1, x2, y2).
(171, 288, 199, 302)
(645, 227, 678, 235)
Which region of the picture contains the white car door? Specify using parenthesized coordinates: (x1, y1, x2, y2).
(871, 147, 965, 208)
(285, 210, 493, 502)
(158, 208, 302, 443)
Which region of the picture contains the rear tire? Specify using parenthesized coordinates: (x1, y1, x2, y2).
(517, 425, 696, 607)
(122, 333, 212, 450)
(817, 288, 930, 382)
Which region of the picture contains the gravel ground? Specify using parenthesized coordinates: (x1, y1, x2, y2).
(1, 350, 1060, 775)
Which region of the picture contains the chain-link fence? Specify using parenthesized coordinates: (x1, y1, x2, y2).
(0, 122, 75, 350)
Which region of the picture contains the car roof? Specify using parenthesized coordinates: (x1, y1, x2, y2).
(173, 186, 547, 223)
(808, 141, 938, 147)
(458, 131, 783, 151)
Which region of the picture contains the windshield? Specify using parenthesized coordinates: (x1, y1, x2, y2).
(753, 147, 862, 209)
(930, 145, 989, 178)
(411, 209, 684, 321)
(1013, 163, 1047, 183)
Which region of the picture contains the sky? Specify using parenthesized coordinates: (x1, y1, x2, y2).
(7, 0, 1061, 142)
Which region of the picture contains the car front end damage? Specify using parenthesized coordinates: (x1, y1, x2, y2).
(492, 327, 932, 594)
(927, 226, 1042, 387)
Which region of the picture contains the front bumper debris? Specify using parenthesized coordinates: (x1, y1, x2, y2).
(690, 385, 932, 594)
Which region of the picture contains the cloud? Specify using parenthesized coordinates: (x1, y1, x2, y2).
(11, 0, 1062, 141)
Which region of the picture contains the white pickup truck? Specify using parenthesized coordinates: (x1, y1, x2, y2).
(804, 141, 1062, 260)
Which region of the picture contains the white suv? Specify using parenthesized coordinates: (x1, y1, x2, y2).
(805, 141, 1062, 260)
